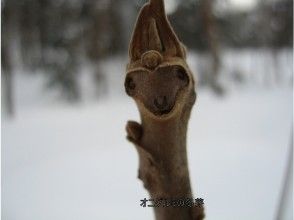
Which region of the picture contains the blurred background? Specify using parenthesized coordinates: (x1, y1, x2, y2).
(2, 0, 293, 219)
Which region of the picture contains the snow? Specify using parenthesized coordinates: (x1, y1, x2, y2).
(2, 51, 292, 220)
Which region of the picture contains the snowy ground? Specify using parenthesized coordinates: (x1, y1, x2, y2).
(2, 51, 293, 220)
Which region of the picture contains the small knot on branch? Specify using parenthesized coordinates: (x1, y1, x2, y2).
(141, 50, 163, 70)
(126, 120, 143, 144)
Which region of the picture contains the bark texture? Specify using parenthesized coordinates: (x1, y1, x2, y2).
(125, 0, 204, 219)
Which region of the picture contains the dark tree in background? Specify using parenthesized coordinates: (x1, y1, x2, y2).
(199, 0, 223, 94)
(1, 0, 135, 104)
(2, 0, 15, 116)
(1, 0, 293, 110)
(170, 0, 292, 90)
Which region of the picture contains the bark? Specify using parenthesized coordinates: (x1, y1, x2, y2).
(126, 91, 204, 220)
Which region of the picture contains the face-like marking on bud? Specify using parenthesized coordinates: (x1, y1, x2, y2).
(125, 65, 190, 116)
(125, 76, 136, 96)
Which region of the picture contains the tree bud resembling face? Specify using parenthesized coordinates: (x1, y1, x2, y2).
(125, 65, 189, 116)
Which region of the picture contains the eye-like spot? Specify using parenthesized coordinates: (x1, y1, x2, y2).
(125, 76, 136, 96)
(175, 67, 189, 86)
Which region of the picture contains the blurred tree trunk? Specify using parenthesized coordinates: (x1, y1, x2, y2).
(200, 0, 223, 94)
(2, 2, 14, 117)
(93, 64, 107, 98)
(19, 0, 42, 70)
(2, 43, 14, 117)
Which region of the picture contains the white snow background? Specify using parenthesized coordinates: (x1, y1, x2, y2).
(2, 50, 293, 220)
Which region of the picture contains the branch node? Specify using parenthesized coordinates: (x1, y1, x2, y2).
(126, 120, 142, 144)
